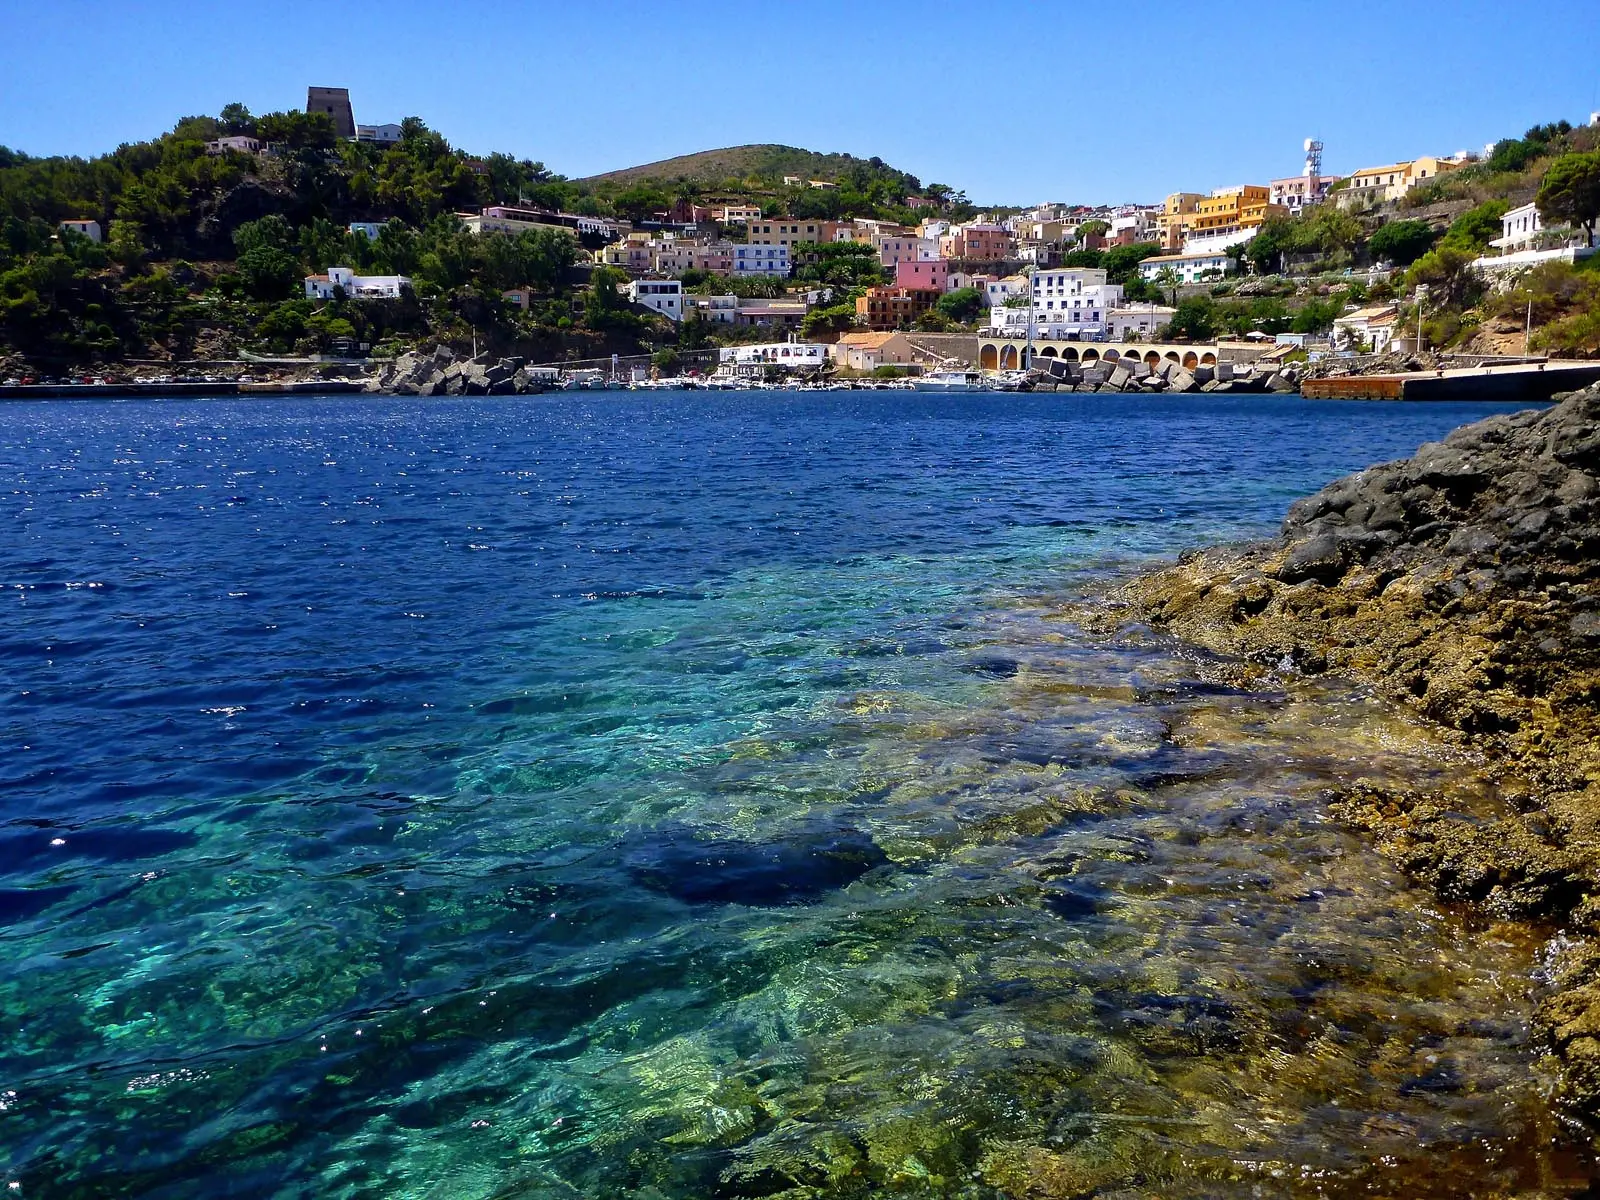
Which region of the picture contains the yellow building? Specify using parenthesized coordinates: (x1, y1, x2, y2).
(1187, 185, 1287, 242)
(1157, 193, 1204, 251)
(1337, 157, 1461, 206)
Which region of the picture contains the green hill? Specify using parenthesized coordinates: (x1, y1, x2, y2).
(578, 144, 911, 188)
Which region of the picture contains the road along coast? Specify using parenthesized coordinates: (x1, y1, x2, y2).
(1079, 381, 1600, 1115)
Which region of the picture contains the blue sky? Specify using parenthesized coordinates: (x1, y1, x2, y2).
(2, 0, 1597, 204)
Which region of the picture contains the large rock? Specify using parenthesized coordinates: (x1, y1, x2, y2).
(1101, 381, 1600, 1116)
(1169, 369, 1196, 393)
(1108, 365, 1132, 390)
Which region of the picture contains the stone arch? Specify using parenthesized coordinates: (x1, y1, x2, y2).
(1082, 348, 1100, 363)
(1144, 351, 1161, 368)
(1062, 347, 1079, 361)
(1102, 348, 1120, 362)
(1164, 352, 1181, 363)
(999, 344, 1018, 369)
(1182, 351, 1199, 369)
(1201, 352, 1217, 365)
(1039, 346, 1058, 358)
(980, 344, 998, 370)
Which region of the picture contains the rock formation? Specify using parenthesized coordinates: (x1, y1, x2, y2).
(1097, 380, 1600, 1113)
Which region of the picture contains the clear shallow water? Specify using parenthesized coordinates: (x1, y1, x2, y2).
(0, 393, 1587, 1198)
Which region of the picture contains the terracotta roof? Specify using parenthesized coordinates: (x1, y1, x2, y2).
(838, 332, 900, 348)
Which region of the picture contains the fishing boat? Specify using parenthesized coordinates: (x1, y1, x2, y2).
(910, 370, 988, 393)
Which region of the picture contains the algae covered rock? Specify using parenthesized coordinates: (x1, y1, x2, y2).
(1108, 379, 1600, 1116)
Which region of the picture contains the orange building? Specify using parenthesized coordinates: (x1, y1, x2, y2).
(856, 286, 941, 330)
(1187, 186, 1287, 242)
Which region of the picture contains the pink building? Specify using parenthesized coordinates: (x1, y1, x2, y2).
(940, 225, 1014, 261)
(895, 259, 949, 291)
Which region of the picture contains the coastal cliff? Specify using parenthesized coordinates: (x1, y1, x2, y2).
(1098, 381, 1600, 1113)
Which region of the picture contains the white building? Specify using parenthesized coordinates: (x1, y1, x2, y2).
(304, 266, 411, 300)
(356, 124, 404, 145)
(1492, 202, 1544, 252)
(876, 235, 938, 266)
(1108, 304, 1178, 341)
(985, 269, 1125, 339)
(733, 243, 789, 277)
(58, 219, 101, 243)
(1139, 251, 1234, 284)
(348, 222, 385, 241)
(1332, 304, 1399, 353)
(206, 136, 261, 156)
(1182, 227, 1257, 258)
(627, 278, 683, 321)
(717, 342, 829, 372)
(718, 205, 761, 224)
(984, 275, 1029, 308)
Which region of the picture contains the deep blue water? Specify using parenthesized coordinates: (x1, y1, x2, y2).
(0, 393, 1583, 1198)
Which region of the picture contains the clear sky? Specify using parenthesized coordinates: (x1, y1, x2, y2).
(3, 0, 1597, 205)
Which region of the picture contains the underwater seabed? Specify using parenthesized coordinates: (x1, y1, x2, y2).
(9, 592, 1594, 1199)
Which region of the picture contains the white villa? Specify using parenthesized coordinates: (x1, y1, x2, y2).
(304, 266, 411, 300)
(627, 278, 683, 321)
(59, 219, 102, 243)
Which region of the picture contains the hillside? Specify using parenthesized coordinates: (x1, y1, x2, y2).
(578, 144, 912, 187)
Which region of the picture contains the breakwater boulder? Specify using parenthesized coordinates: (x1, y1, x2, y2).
(366, 348, 549, 396)
(1102, 380, 1600, 1112)
(1029, 356, 1304, 395)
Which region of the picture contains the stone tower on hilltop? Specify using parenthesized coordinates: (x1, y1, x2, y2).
(306, 87, 355, 138)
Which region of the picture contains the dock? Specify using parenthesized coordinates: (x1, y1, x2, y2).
(1302, 361, 1600, 403)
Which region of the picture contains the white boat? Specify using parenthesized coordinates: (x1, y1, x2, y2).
(910, 370, 987, 393)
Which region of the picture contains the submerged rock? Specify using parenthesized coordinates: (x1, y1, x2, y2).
(1098, 379, 1600, 1117)
(627, 823, 889, 906)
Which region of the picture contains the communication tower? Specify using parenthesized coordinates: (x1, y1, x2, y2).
(1303, 138, 1324, 180)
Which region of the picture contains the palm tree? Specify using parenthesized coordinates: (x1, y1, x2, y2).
(1156, 265, 1180, 307)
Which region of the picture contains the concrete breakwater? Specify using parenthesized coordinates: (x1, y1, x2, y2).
(1079, 380, 1600, 1116)
(1302, 361, 1600, 403)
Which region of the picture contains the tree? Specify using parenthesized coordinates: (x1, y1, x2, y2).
(935, 286, 984, 323)
(584, 265, 632, 327)
(1075, 219, 1109, 242)
(801, 302, 857, 338)
(106, 219, 146, 270)
(1367, 219, 1437, 266)
(1162, 296, 1217, 340)
(1406, 244, 1479, 307)
(219, 103, 255, 136)
(1244, 217, 1297, 274)
(1102, 242, 1161, 283)
(1537, 152, 1600, 246)
(1440, 200, 1510, 253)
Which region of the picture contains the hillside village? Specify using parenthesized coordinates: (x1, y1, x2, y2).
(3, 86, 1600, 386)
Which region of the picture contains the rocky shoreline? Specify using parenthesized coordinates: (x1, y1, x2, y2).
(1080, 380, 1600, 1115)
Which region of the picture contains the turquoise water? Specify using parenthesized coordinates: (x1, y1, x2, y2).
(0, 393, 1586, 1197)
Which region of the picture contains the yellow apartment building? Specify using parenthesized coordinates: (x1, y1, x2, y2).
(1188, 186, 1287, 242)
(1157, 193, 1204, 251)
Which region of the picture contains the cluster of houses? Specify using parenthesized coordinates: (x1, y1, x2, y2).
(58, 91, 1600, 358)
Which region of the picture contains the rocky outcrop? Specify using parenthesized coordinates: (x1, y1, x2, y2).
(1096, 381, 1600, 1113)
(364, 348, 550, 397)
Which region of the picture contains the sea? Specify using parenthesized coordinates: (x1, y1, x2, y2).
(0, 391, 1590, 1198)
